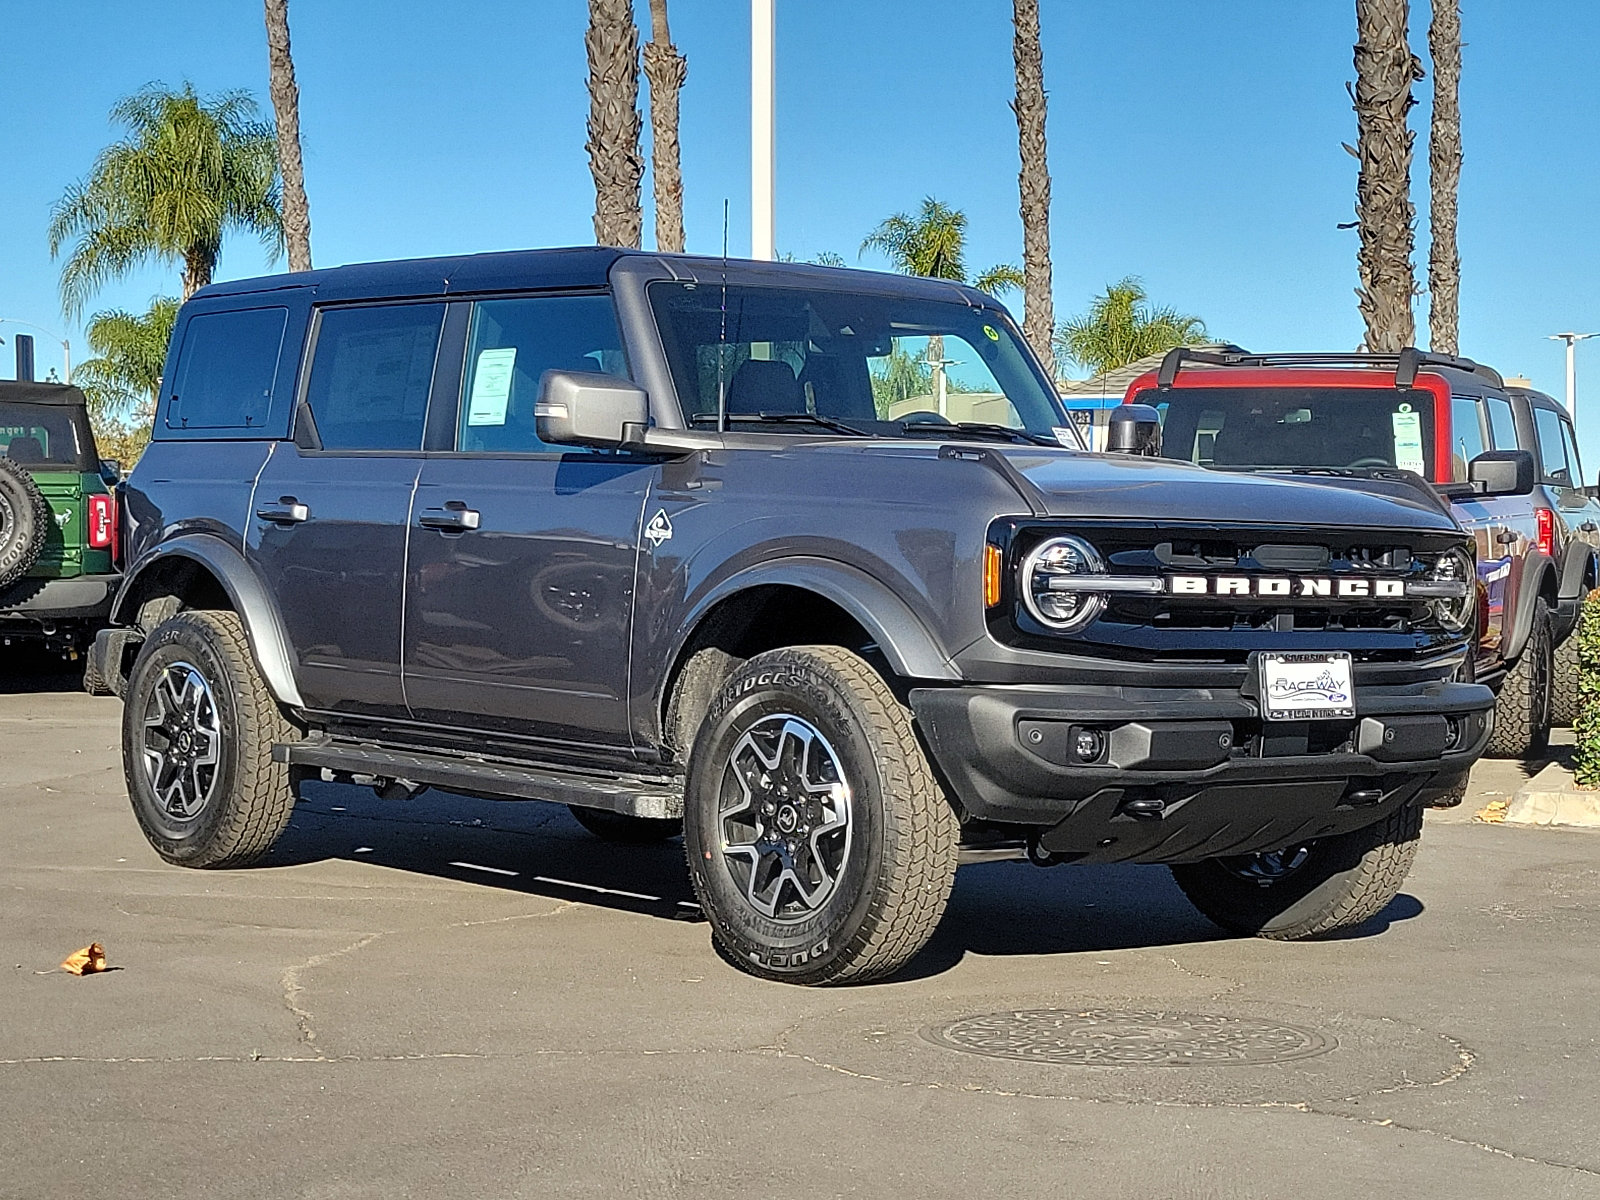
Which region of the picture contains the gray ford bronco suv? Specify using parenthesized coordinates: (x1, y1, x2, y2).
(94, 249, 1494, 985)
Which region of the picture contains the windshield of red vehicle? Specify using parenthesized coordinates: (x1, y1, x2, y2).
(1139, 386, 1440, 478)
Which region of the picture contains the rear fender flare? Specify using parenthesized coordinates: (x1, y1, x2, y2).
(113, 534, 304, 708)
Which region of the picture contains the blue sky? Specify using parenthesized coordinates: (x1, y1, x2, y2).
(3, 1, 1598, 459)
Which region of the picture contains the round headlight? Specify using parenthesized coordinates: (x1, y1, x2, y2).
(1428, 548, 1475, 633)
(1021, 535, 1108, 631)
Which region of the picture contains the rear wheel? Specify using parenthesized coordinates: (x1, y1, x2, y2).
(683, 645, 958, 985)
(567, 806, 681, 843)
(1169, 804, 1423, 940)
(1551, 627, 1580, 728)
(1487, 603, 1553, 757)
(0, 457, 48, 591)
(122, 610, 299, 868)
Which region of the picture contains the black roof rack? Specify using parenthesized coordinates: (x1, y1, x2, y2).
(1154, 345, 1503, 391)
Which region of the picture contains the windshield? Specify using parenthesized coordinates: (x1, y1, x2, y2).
(648, 280, 1076, 444)
(0, 404, 84, 468)
(1140, 386, 1441, 478)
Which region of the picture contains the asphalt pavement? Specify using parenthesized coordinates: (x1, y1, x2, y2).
(1, 648, 1597, 1199)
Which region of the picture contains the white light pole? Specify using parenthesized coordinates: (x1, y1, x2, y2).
(750, 0, 775, 260)
(1547, 332, 1597, 418)
(0, 318, 71, 380)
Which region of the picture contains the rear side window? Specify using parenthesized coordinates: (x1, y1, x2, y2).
(168, 307, 288, 430)
(1561, 418, 1586, 489)
(1448, 397, 1486, 481)
(1534, 406, 1573, 486)
(455, 295, 628, 454)
(1485, 395, 1517, 450)
(304, 304, 445, 451)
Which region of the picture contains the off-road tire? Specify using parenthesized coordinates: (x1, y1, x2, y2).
(1487, 603, 1553, 758)
(1169, 803, 1423, 940)
(0, 457, 49, 591)
(1551, 627, 1580, 728)
(683, 645, 958, 985)
(567, 806, 681, 843)
(122, 610, 299, 868)
(82, 654, 114, 697)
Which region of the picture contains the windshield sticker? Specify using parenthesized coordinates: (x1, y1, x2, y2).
(466, 347, 518, 426)
(982, 324, 1000, 342)
(1053, 426, 1079, 448)
(1391, 407, 1425, 473)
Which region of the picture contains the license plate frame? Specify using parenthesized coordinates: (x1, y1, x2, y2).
(1258, 651, 1355, 721)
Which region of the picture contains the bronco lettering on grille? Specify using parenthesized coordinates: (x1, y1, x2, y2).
(1167, 575, 1407, 599)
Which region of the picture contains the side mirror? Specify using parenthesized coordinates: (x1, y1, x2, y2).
(98, 459, 122, 485)
(1107, 402, 1162, 456)
(1468, 449, 1535, 497)
(535, 370, 649, 450)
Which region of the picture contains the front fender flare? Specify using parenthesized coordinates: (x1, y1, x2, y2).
(113, 534, 305, 708)
(1501, 551, 1558, 664)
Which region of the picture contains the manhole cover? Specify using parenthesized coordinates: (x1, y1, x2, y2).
(924, 1009, 1332, 1067)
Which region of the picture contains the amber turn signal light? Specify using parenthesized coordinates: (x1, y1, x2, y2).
(984, 544, 1004, 608)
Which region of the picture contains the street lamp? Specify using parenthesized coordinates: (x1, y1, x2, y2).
(0, 318, 71, 380)
(1547, 332, 1597, 418)
(750, 0, 775, 260)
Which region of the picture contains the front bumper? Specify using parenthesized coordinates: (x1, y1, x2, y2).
(0, 574, 120, 623)
(911, 676, 1493, 865)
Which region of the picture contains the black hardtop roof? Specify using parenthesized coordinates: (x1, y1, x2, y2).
(190, 247, 995, 308)
(0, 380, 93, 408)
(1505, 385, 1565, 412)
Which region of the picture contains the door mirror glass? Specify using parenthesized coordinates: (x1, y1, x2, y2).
(1468, 449, 1535, 497)
(535, 371, 648, 449)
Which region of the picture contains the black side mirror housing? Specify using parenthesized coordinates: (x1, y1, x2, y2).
(1107, 403, 1162, 456)
(98, 459, 122, 485)
(1468, 449, 1535, 497)
(535, 371, 650, 450)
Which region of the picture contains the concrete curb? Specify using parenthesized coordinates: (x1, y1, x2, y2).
(1506, 762, 1600, 827)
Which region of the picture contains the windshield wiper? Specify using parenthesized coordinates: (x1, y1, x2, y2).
(900, 419, 1061, 448)
(691, 411, 872, 437)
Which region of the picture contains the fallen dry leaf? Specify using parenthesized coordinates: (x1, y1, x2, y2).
(60, 943, 107, 975)
(1475, 800, 1509, 824)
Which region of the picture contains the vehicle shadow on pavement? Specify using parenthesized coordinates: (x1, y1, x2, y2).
(263, 780, 1426, 979)
(0, 645, 87, 693)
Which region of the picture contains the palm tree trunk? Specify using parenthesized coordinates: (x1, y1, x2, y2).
(643, 0, 687, 253)
(181, 246, 216, 300)
(1011, 0, 1054, 368)
(1427, 0, 1461, 355)
(264, 0, 313, 273)
(1353, 0, 1423, 353)
(586, 0, 644, 248)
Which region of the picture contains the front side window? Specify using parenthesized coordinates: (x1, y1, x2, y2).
(456, 294, 629, 454)
(168, 307, 288, 430)
(1449, 397, 1487, 481)
(1534, 406, 1573, 485)
(304, 304, 444, 451)
(647, 280, 1072, 442)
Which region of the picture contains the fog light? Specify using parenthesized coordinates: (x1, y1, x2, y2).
(1072, 727, 1105, 763)
(1443, 717, 1462, 751)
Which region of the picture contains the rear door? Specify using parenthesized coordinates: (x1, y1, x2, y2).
(401, 292, 653, 755)
(247, 301, 446, 718)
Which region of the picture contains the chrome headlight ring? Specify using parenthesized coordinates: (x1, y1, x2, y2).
(1421, 547, 1476, 633)
(1020, 535, 1108, 632)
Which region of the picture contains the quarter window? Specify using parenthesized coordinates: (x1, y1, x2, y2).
(1448, 397, 1486, 482)
(1534, 406, 1573, 486)
(168, 307, 288, 430)
(303, 304, 444, 451)
(455, 295, 629, 454)
(1561, 418, 1586, 490)
(1485, 395, 1517, 450)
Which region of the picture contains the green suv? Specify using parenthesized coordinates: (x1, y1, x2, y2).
(0, 381, 120, 660)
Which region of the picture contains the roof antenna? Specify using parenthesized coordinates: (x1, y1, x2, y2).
(717, 198, 730, 433)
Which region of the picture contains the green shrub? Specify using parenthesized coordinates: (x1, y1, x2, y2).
(1572, 589, 1600, 788)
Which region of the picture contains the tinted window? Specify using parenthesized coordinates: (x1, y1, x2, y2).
(0, 405, 80, 466)
(1485, 395, 1517, 450)
(1534, 406, 1573, 485)
(168, 307, 287, 430)
(1449, 397, 1487, 481)
(304, 304, 444, 451)
(1561, 417, 1586, 489)
(456, 295, 628, 454)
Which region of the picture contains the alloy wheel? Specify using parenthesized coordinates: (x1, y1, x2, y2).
(140, 661, 223, 821)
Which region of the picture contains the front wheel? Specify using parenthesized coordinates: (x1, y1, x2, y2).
(1169, 804, 1423, 940)
(122, 610, 299, 868)
(682, 645, 958, 985)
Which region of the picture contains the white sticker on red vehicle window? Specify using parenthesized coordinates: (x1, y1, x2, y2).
(1391, 405, 1425, 473)
(466, 347, 518, 426)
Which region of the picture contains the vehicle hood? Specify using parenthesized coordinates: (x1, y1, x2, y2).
(1000, 449, 1461, 532)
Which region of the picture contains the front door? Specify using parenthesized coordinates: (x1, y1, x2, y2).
(247, 301, 446, 717)
(401, 293, 653, 754)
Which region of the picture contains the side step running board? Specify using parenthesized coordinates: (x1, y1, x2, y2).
(273, 736, 685, 820)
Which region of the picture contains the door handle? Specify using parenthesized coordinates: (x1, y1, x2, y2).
(1496, 531, 1519, 545)
(256, 497, 310, 524)
(418, 503, 481, 532)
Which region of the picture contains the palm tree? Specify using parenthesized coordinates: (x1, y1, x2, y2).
(49, 84, 282, 318)
(1427, 0, 1461, 355)
(586, 0, 644, 248)
(1352, 0, 1424, 352)
(265, 0, 314, 272)
(643, 0, 687, 252)
(73, 296, 178, 423)
(860, 198, 1022, 297)
(1011, 0, 1054, 364)
(1055, 277, 1209, 377)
